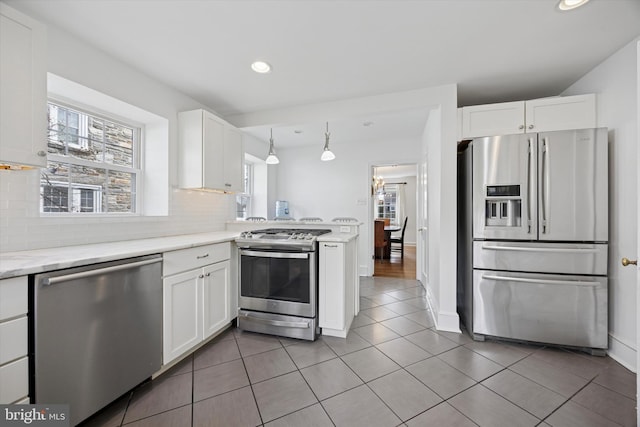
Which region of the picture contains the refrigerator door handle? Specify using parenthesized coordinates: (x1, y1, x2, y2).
(482, 274, 600, 287)
(527, 138, 533, 234)
(481, 244, 599, 253)
(541, 138, 549, 234)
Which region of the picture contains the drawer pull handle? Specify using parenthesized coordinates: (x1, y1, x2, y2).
(481, 244, 598, 253)
(197, 254, 210, 259)
(482, 274, 600, 287)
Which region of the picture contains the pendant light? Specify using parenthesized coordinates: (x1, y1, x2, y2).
(557, 0, 589, 11)
(265, 128, 279, 165)
(320, 122, 336, 161)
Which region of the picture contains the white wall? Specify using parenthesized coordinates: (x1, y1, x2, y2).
(0, 16, 236, 252)
(563, 37, 639, 370)
(424, 86, 459, 332)
(275, 136, 420, 273)
(231, 84, 460, 331)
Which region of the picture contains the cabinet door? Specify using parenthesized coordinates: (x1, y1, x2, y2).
(525, 94, 596, 133)
(163, 269, 202, 364)
(223, 126, 243, 192)
(0, 317, 27, 365)
(318, 243, 345, 330)
(202, 261, 230, 339)
(0, 4, 47, 168)
(461, 101, 525, 138)
(203, 112, 225, 189)
(0, 357, 28, 404)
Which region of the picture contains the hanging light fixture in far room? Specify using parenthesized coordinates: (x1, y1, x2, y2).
(320, 122, 336, 161)
(265, 128, 279, 164)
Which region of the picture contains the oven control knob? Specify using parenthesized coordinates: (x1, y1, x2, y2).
(305, 233, 313, 240)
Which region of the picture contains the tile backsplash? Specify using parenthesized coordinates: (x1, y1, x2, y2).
(0, 169, 234, 252)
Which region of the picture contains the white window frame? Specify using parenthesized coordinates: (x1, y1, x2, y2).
(236, 162, 253, 220)
(42, 99, 143, 215)
(41, 179, 103, 213)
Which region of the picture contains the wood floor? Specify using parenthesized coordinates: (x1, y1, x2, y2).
(373, 244, 416, 279)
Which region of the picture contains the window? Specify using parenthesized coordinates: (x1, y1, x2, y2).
(41, 101, 141, 214)
(375, 184, 399, 225)
(236, 163, 253, 220)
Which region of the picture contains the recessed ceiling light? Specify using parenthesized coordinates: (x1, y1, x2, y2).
(294, 130, 303, 134)
(251, 61, 271, 73)
(363, 121, 374, 127)
(557, 0, 590, 11)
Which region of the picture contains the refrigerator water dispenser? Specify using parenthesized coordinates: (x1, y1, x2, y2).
(485, 185, 521, 227)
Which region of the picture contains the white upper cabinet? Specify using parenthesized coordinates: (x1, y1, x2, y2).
(462, 101, 525, 138)
(0, 4, 47, 168)
(223, 126, 243, 192)
(524, 94, 596, 134)
(178, 109, 243, 192)
(461, 94, 596, 139)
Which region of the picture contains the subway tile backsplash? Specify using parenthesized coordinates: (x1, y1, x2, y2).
(0, 170, 234, 252)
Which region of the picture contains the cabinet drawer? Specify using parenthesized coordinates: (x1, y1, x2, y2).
(0, 316, 27, 365)
(0, 276, 27, 320)
(163, 243, 230, 276)
(473, 270, 607, 348)
(0, 357, 28, 404)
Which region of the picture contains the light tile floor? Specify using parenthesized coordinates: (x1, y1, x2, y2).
(82, 277, 636, 427)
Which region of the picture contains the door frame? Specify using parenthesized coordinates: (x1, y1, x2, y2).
(367, 162, 418, 277)
(635, 39, 639, 425)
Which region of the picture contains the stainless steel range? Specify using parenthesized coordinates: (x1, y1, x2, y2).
(235, 228, 331, 340)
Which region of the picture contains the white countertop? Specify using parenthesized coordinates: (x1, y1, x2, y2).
(0, 229, 359, 279)
(0, 231, 239, 279)
(317, 232, 358, 243)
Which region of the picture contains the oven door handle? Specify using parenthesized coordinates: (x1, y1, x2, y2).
(240, 313, 311, 329)
(240, 250, 310, 259)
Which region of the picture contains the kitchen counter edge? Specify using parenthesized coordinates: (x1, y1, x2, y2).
(317, 232, 358, 243)
(0, 231, 240, 279)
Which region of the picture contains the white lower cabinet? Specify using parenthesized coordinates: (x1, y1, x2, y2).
(163, 243, 231, 365)
(0, 357, 28, 404)
(163, 269, 202, 363)
(318, 238, 358, 338)
(0, 276, 29, 404)
(202, 261, 230, 339)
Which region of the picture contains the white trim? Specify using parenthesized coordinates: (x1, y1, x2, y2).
(608, 333, 637, 372)
(424, 282, 461, 333)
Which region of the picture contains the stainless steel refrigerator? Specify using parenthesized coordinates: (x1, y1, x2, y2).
(458, 128, 608, 353)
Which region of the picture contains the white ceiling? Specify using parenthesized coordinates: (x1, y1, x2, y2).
(7, 0, 640, 148)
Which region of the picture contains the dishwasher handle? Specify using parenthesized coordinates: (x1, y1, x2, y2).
(42, 257, 162, 286)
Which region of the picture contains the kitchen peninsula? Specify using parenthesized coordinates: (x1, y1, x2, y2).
(0, 225, 359, 418)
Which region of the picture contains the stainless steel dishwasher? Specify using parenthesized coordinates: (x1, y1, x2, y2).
(31, 254, 162, 426)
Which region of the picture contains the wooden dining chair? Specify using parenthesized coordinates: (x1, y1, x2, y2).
(374, 220, 387, 261)
(390, 217, 408, 258)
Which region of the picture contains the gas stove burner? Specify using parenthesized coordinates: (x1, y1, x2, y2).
(239, 228, 331, 239)
(236, 228, 332, 251)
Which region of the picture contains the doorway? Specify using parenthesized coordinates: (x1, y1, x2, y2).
(370, 163, 417, 279)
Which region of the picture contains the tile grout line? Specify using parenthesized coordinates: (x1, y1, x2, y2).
(234, 333, 266, 426)
(190, 355, 194, 427)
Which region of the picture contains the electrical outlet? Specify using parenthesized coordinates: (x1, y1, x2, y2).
(340, 226, 351, 233)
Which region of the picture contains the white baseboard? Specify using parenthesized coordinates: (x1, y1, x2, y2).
(608, 333, 637, 372)
(425, 283, 461, 333)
